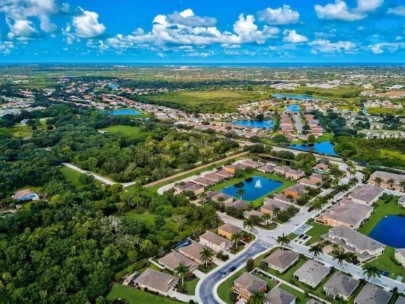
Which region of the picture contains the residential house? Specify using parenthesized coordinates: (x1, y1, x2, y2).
(293, 260, 330, 288)
(233, 272, 267, 301)
(298, 174, 323, 188)
(273, 194, 294, 204)
(218, 223, 242, 240)
(12, 189, 39, 201)
(323, 272, 359, 300)
(274, 166, 291, 176)
(368, 171, 405, 191)
(263, 249, 299, 273)
(178, 242, 206, 264)
(199, 231, 232, 252)
(348, 184, 384, 205)
(229, 200, 249, 210)
(285, 169, 305, 180)
(192, 177, 216, 187)
(174, 182, 205, 195)
(224, 165, 237, 174)
(244, 209, 264, 219)
(259, 163, 277, 173)
(315, 198, 373, 229)
(264, 286, 296, 304)
(260, 198, 290, 218)
(216, 169, 234, 179)
(240, 159, 264, 168)
(204, 173, 227, 183)
(133, 268, 178, 296)
(306, 300, 323, 304)
(395, 249, 405, 267)
(314, 163, 329, 174)
(158, 251, 198, 273)
(206, 191, 234, 204)
(322, 226, 385, 262)
(353, 283, 392, 304)
(284, 184, 307, 199)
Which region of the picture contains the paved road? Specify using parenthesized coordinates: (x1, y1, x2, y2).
(62, 163, 116, 185)
(197, 240, 270, 304)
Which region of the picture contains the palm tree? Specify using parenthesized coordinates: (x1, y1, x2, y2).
(262, 213, 272, 227)
(309, 244, 323, 258)
(374, 176, 382, 187)
(200, 246, 214, 269)
(247, 290, 265, 304)
(272, 207, 280, 220)
(175, 263, 190, 286)
(237, 188, 245, 199)
(277, 234, 291, 249)
(231, 232, 243, 250)
(243, 217, 255, 230)
(363, 265, 381, 280)
(332, 249, 348, 266)
(387, 178, 395, 189)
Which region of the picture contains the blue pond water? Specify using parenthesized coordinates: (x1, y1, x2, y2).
(232, 120, 274, 129)
(221, 176, 283, 201)
(108, 84, 119, 89)
(369, 215, 405, 248)
(285, 104, 300, 113)
(272, 93, 317, 100)
(288, 141, 337, 156)
(111, 109, 141, 116)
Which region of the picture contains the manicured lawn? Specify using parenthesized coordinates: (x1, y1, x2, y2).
(305, 222, 331, 245)
(365, 246, 405, 282)
(357, 196, 402, 235)
(279, 284, 307, 303)
(100, 125, 150, 140)
(210, 170, 295, 208)
(107, 284, 181, 304)
(184, 277, 199, 295)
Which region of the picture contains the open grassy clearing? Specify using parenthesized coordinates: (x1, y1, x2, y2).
(100, 125, 151, 140)
(142, 90, 270, 113)
(305, 222, 331, 245)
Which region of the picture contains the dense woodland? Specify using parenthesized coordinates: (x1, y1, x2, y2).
(0, 104, 221, 303)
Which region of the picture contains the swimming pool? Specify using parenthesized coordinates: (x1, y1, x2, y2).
(368, 215, 405, 248)
(111, 109, 141, 116)
(285, 104, 300, 113)
(221, 176, 283, 201)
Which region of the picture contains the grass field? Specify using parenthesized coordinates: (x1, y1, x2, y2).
(107, 284, 181, 304)
(357, 196, 405, 281)
(100, 125, 150, 140)
(305, 222, 331, 245)
(210, 170, 295, 208)
(0, 124, 33, 138)
(142, 90, 270, 113)
(60, 166, 101, 187)
(184, 277, 199, 295)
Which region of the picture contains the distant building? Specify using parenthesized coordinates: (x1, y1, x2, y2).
(158, 251, 198, 273)
(285, 169, 305, 181)
(174, 182, 205, 195)
(260, 198, 290, 218)
(178, 242, 206, 264)
(283, 184, 307, 199)
(12, 189, 39, 201)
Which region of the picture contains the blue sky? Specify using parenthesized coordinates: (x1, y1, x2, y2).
(0, 0, 404, 62)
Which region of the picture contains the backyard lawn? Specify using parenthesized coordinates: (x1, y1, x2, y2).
(365, 246, 405, 282)
(107, 284, 181, 304)
(357, 196, 402, 235)
(184, 277, 199, 295)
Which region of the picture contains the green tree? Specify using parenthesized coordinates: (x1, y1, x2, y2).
(309, 243, 323, 258)
(200, 247, 214, 269)
(175, 263, 190, 286)
(231, 232, 243, 251)
(277, 234, 291, 250)
(362, 265, 381, 280)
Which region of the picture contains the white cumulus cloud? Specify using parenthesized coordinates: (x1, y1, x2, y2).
(315, 0, 383, 21)
(370, 42, 405, 54)
(283, 30, 308, 43)
(106, 9, 279, 52)
(72, 8, 106, 38)
(310, 39, 356, 53)
(388, 6, 405, 16)
(258, 5, 300, 25)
